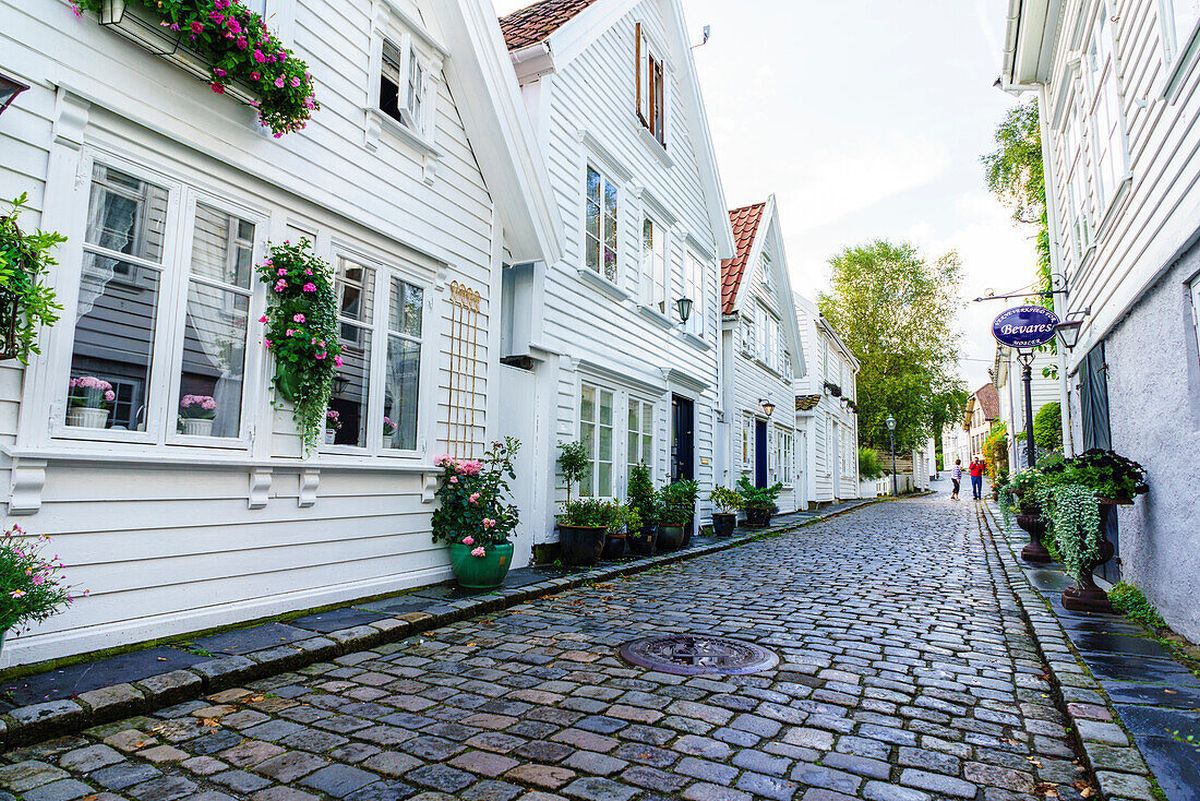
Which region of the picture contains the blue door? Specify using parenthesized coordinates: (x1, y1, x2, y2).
(755, 420, 768, 487)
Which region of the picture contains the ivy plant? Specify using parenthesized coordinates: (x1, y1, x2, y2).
(1043, 483, 1102, 580)
(0, 195, 64, 365)
(74, 0, 320, 136)
(257, 239, 342, 455)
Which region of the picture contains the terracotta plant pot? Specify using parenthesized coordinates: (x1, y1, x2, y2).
(628, 525, 657, 556)
(449, 542, 513, 591)
(1016, 512, 1051, 564)
(558, 525, 606, 566)
(712, 513, 736, 538)
(656, 524, 686, 552)
(602, 532, 627, 561)
(744, 507, 772, 528)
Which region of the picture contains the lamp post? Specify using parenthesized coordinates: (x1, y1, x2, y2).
(885, 414, 897, 497)
(1016, 349, 1037, 469)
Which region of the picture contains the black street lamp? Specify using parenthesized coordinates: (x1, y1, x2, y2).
(1054, 319, 1083, 350)
(675, 297, 693, 325)
(1016, 349, 1037, 469)
(886, 414, 897, 497)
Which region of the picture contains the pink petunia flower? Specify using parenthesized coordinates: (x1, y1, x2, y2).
(302, 282, 317, 293)
(190, 21, 204, 34)
(292, 313, 306, 323)
(274, 75, 286, 88)
(210, 82, 226, 94)
(333, 356, 344, 367)
(259, 314, 268, 323)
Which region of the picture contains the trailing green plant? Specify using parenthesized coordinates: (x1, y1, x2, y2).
(73, 0, 320, 136)
(659, 480, 699, 525)
(1043, 483, 1102, 580)
(1006, 468, 1045, 514)
(558, 440, 589, 504)
(735, 475, 783, 510)
(430, 439, 521, 557)
(858, 447, 885, 480)
(709, 486, 743, 514)
(1108, 582, 1167, 630)
(1042, 448, 1147, 501)
(559, 498, 630, 532)
(257, 239, 342, 455)
(0, 194, 64, 365)
(626, 462, 658, 528)
(1033, 402, 1063, 453)
(0, 525, 82, 635)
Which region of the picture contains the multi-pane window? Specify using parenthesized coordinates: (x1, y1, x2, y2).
(585, 166, 619, 282)
(1084, 13, 1127, 216)
(70, 164, 169, 434)
(580, 383, 615, 497)
(627, 398, 654, 477)
(739, 309, 756, 356)
(1064, 95, 1093, 259)
(641, 216, 668, 313)
(1162, 0, 1200, 65)
(761, 251, 774, 294)
(379, 38, 428, 134)
(178, 204, 254, 438)
(684, 251, 706, 335)
(330, 257, 375, 448)
(780, 346, 793, 382)
(384, 278, 423, 450)
(635, 23, 666, 147)
(777, 428, 794, 486)
(741, 413, 753, 468)
(756, 305, 779, 370)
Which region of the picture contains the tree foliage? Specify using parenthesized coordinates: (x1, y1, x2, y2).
(818, 240, 966, 453)
(1033, 401, 1063, 453)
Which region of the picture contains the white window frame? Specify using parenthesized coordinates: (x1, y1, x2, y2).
(626, 396, 655, 480)
(1160, 0, 1200, 80)
(740, 412, 754, 470)
(683, 250, 706, 336)
(635, 22, 667, 148)
(321, 248, 432, 458)
(51, 153, 267, 451)
(1083, 10, 1129, 224)
(579, 382, 616, 498)
(756, 304, 779, 371)
(585, 164, 621, 285)
(761, 250, 774, 294)
(777, 427, 794, 487)
(739, 308, 756, 357)
(366, 13, 443, 156)
(641, 214, 668, 314)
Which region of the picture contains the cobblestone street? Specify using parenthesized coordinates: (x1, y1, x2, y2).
(0, 497, 1094, 801)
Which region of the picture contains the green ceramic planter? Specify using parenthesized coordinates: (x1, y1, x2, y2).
(449, 542, 514, 590)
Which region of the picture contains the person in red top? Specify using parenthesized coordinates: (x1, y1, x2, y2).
(968, 456, 986, 500)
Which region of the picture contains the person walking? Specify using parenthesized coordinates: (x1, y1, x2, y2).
(950, 459, 962, 501)
(969, 456, 986, 500)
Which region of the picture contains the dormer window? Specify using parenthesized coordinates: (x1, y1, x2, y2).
(379, 38, 428, 134)
(635, 23, 666, 147)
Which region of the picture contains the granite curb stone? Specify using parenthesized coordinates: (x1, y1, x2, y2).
(0, 499, 878, 749)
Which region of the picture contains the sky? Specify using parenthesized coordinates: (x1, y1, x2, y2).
(492, 0, 1040, 391)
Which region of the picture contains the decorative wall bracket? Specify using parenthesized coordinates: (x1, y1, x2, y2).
(298, 468, 320, 508)
(8, 457, 47, 516)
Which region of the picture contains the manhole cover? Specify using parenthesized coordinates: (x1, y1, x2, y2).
(618, 635, 779, 676)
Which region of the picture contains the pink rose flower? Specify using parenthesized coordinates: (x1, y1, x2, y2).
(314, 352, 326, 360)
(333, 356, 344, 367)
(190, 21, 204, 34)
(210, 82, 226, 94)
(482, 518, 496, 529)
(250, 71, 261, 82)
(277, 267, 287, 276)
(462, 536, 475, 546)
(449, 476, 458, 484)
(274, 279, 287, 292)
(253, 49, 266, 63)
(274, 75, 286, 88)
(470, 547, 486, 558)
(469, 492, 481, 505)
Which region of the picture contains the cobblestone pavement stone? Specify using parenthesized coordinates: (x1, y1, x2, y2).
(1, 497, 1097, 800)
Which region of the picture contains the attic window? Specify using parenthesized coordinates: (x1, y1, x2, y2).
(379, 38, 429, 135)
(635, 23, 666, 148)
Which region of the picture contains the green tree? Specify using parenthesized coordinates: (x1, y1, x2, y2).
(982, 98, 1053, 308)
(1033, 401, 1063, 452)
(819, 240, 966, 453)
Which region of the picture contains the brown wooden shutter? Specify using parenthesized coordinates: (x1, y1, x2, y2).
(654, 59, 665, 144)
(635, 22, 645, 125)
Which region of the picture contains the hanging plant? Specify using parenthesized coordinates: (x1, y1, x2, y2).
(257, 239, 342, 454)
(1044, 483, 1101, 580)
(0, 194, 65, 365)
(73, 0, 319, 137)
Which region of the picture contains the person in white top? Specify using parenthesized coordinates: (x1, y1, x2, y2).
(950, 459, 963, 501)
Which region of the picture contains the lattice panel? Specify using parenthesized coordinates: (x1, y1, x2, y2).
(446, 281, 483, 459)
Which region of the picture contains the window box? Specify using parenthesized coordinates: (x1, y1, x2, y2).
(97, 0, 258, 107)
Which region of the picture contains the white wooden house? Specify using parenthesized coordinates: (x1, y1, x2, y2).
(793, 294, 860, 505)
(0, 0, 560, 665)
(716, 197, 805, 513)
(496, 0, 735, 542)
(1001, 0, 1200, 640)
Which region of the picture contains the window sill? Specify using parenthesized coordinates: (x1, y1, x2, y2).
(365, 108, 442, 182)
(576, 266, 629, 301)
(632, 122, 674, 168)
(2, 443, 434, 472)
(680, 331, 709, 350)
(1094, 173, 1133, 241)
(638, 304, 675, 330)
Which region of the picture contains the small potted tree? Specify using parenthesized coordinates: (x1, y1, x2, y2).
(626, 463, 659, 555)
(1042, 449, 1148, 612)
(737, 475, 783, 527)
(709, 486, 742, 537)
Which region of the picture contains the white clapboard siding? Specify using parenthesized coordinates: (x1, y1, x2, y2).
(0, 0, 522, 665)
(519, 0, 724, 537)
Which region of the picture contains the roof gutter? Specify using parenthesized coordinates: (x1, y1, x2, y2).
(509, 42, 555, 85)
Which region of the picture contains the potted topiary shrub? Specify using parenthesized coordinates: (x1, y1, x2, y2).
(558, 498, 625, 566)
(626, 462, 659, 556)
(709, 486, 742, 537)
(656, 480, 698, 551)
(1041, 449, 1148, 612)
(431, 439, 521, 591)
(737, 475, 783, 527)
(1007, 468, 1050, 564)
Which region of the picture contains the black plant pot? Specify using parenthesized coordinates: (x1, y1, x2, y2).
(628, 525, 657, 556)
(657, 524, 686, 552)
(682, 518, 694, 547)
(745, 507, 772, 528)
(558, 525, 606, 566)
(602, 532, 627, 561)
(712, 513, 736, 537)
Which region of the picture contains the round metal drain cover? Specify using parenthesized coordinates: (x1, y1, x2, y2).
(618, 635, 779, 676)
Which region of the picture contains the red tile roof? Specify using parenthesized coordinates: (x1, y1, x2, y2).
(720, 202, 766, 314)
(975, 383, 1000, 420)
(498, 0, 601, 50)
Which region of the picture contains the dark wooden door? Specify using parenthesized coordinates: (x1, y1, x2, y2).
(671, 395, 695, 482)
